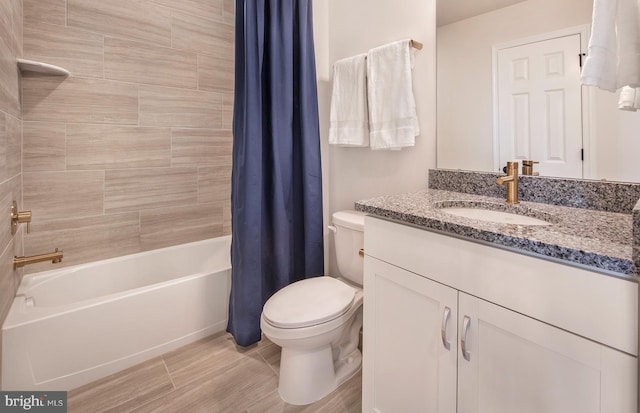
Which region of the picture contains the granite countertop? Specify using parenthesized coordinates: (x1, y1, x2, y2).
(355, 189, 636, 278)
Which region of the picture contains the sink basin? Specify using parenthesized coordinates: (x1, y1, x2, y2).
(434, 201, 556, 226)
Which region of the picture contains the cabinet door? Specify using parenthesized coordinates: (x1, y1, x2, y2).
(457, 292, 637, 413)
(362, 257, 458, 413)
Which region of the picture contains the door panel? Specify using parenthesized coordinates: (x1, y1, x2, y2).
(457, 293, 637, 413)
(362, 257, 457, 413)
(498, 34, 583, 178)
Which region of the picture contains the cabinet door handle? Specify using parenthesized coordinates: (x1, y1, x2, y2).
(441, 307, 451, 351)
(461, 315, 471, 361)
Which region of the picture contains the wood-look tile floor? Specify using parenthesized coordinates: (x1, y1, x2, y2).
(67, 333, 362, 413)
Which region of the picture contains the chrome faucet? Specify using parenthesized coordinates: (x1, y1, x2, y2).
(497, 161, 519, 204)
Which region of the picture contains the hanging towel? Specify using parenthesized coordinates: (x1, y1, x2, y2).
(329, 54, 369, 147)
(582, 0, 640, 92)
(619, 86, 640, 111)
(367, 39, 420, 150)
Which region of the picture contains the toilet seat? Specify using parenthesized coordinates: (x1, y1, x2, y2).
(263, 277, 356, 329)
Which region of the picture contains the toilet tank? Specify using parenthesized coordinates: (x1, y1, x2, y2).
(332, 210, 366, 286)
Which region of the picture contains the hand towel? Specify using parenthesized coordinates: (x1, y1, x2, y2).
(367, 39, 420, 150)
(618, 86, 640, 111)
(329, 54, 369, 147)
(582, 0, 640, 92)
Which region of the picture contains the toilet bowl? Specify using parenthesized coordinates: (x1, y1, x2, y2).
(260, 210, 366, 405)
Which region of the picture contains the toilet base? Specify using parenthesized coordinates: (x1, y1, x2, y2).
(278, 346, 362, 406)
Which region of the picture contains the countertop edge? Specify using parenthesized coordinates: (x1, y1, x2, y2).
(356, 202, 637, 279)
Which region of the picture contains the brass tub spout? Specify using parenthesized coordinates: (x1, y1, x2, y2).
(14, 248, 63, 269)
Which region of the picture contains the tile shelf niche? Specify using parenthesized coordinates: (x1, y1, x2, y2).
(17, 59, 70, 76)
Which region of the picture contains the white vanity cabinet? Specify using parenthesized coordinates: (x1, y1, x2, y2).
(362, 216, 638, 413)
(363, 256, 457, 412)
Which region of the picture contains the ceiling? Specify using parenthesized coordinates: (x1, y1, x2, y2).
(436, 0, 528, 27)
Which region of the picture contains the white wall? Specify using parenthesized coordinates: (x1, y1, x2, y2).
(313, 2, 332, 272)
(437, 0, 640, 183)
(317, 0, 437, 275)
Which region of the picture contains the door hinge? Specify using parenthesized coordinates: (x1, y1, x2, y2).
(581, 148, 584, 161)
(579, 53, 587, 67)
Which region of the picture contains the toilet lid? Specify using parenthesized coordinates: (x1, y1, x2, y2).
(263, 277, 356, 329)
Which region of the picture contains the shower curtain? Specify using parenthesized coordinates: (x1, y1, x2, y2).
(227, 0, 324, 347)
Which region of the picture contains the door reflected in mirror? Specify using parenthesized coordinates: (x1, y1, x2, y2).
(436, 0, 640, 182)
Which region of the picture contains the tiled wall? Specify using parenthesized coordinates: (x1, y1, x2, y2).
(0, 0, 24, 389)
(21, 0, 235, 273)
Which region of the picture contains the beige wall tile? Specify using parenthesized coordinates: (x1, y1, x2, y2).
(10, 0, 22, 58)
(222, 93, 234, 130)
(0, 176, 21, 277)
(172, 129, 232, 167)
(105, 167, 197, 214)
(23, 171, 105, 220)
(222, 0, 234, 24)
(0, 239, 17, 328)
(172, 12, 234, 58)
(0, 0, 22, 61)
(67, 124, 171, 170)
(104, 38, 197, 89)
(140, 202, 223, 251)
(24, 22, 104, 79)
(4, 114, 21, 183)
(23, 77, 139, 125)
(149, 0, 224, 23)
(12, 223, 23, 287)
(23, 122, 66, 172)
(0, 114, 22, 183)
(198, 166, 231, 204)
(0, 22, 20, 119)
(24, 0, 66, 26)
(68, 0, 171, 46)
(24, 212, 141, 274)
(139, 85, 222, 128)
(198, 54, 234, 93)
(223, 200, 231, 235)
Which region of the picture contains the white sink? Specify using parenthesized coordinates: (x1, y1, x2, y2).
(435, 202, 555, 226)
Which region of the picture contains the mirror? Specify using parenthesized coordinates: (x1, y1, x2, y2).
(436, 0, 640, 182)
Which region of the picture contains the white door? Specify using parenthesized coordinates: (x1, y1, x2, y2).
(497, 34, 583, 178)
(362, 257, 458, 413)
(457, 292, 637, 413)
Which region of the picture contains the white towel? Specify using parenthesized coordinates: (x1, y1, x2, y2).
(618, 86, 640, 111)
(367, 39, 419, 150)
(329, 54, 369, 147)
(582, 0, 640, 92)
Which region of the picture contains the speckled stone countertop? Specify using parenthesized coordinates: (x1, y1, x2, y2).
(355, 189, 636, 278)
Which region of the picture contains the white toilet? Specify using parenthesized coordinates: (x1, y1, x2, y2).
(260, 210, 366, 405)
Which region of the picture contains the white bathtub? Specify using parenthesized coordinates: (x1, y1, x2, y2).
(1, 236, 231, 391)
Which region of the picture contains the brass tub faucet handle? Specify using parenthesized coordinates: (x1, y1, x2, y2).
(11, 201, 32, 235)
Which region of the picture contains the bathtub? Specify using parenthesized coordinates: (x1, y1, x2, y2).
(2, 236, 231, 391)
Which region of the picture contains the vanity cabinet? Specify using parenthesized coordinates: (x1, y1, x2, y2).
(362, 257, 457, 412)
(362, 217, 638, 413)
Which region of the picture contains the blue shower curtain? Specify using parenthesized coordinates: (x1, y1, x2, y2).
(227, 0, 324, 347)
